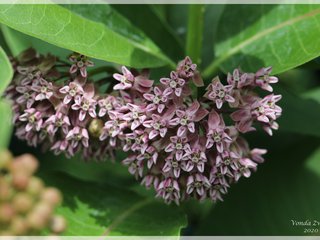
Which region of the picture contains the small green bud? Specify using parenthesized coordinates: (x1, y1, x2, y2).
(88, 119, 104, 138)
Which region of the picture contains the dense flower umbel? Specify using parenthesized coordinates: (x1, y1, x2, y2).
(6, 49, 282, 204)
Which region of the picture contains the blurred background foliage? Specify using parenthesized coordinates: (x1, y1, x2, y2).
(0, 3, 320, 236)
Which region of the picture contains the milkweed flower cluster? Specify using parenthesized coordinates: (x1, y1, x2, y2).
(6, 49, 282, 204)
(0, 150, 66, 235)
(6, 49, 113, 159)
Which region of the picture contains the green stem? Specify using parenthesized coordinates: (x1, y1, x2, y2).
(186, 5, 205, 66)
(202, 58, 223, 81)
(186, 5, 205, 98)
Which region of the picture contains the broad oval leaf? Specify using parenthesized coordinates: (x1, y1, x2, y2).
(113, 5, 184, 62)
(204, 5, 320, 77)
(0, 4, 174, 68)
(1, 25, 71, 59)
(275, 85, 320, 137)
(39, 171, 187, 236)
(0, 100, 12, 150)
(0, 46, 12, 94)
(196, 134, 320, 235)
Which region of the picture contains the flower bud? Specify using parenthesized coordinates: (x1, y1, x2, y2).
(88, 119, 104, 138)
(50, 215, 67, 234)
(41, 188, 62, 206)
(0, 203, 15, 223)
(0, 150, 67, 235)
(13, 154, 38, 175)
(26, 211, 47, 230)
(0, 180, 13, 201)
(27, 177, 44, 195)
(0, 150, 13, 169)
(12, 173, 29, 191)
(10, 216, 28, 235)
(32, 201, 53, 222)
(13, 193, 33, 213)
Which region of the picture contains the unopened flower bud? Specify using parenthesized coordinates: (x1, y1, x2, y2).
(41, 188, 62, 206)
(0, 150, 13, 169)
(10, 216, 28, 235)
(27, 177, 44, 195)
(0, 180, 12, 201)
(13, 154, 38, 175)
(27, 211, 47, 230)
(32, 201, 53, 221)
(88, 119, 104, 138)
(13, 193, 33, 213)
(0, 203, 15, 223)
(50, 215, 67, 234)
(0, 151, 67, 235)
(12, 173, 29, 191)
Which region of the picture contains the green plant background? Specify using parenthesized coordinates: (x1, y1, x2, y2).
(0, 3, 320, 236)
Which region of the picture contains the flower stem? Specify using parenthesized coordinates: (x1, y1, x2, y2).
(202, 58, 222, 81)
(186, 5, 205, 66)
(186, 5, 205, 98)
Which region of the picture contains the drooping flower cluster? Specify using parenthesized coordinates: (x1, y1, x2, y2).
(6, 49, 282, 204)
(0, 150, 66, 235)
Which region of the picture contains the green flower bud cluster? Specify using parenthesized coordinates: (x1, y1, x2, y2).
(0, 150, 66, 236)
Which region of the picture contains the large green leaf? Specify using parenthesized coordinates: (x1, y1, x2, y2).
(1, 25, 71, 59)
(0, 100, 12, 150)
(276, 85, 320, 137)
(0, 45, 12, 94)
(196, 134, 320, 235)
(113, 5, 184, 62)
(0, 4, 175, 69)
(39, 171, 187, 236)
(39, 152, 134, 187)
(302, 86, 320, 103)
(203, 5, 320, 77)
(202, 4, 225, 69)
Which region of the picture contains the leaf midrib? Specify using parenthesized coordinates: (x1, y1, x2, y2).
(203, 7, 320, 78)
(0, 3, 175, 68)
(102, 198, 152, 236)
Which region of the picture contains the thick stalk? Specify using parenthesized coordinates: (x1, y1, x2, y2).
(186, 5, 205, 98)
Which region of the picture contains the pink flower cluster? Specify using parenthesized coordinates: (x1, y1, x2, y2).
(6, 49, 282, 204)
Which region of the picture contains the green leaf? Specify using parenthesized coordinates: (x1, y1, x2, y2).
(203, 5, 320, 78)
(201, 4, 225, 69)
(196, 134, 320, 235)
(276, 85, 320, 137)
(1, 25, 71, 59)
(39, 171, 187, 236)
(0, 4, 175, 69)
(1, 24, 31, 56)
(0, 45, 12, 94)
(0, 100, 12, 150)
(39, 152, 134, 187)
(113, 5, 184, 62)
(302, 86, 320, 104)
